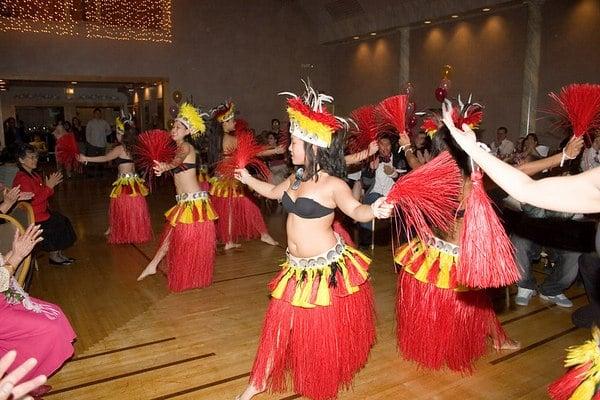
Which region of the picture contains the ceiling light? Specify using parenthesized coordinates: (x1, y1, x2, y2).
(370, 32, 376, 36)
(483, 7, 491, 11)
(451, 14, 459, 18)
(0, 88, 6, 91)
(71, 81, 77, 84)
(353, 36, 359, 40)
(424, 20, 432, 24)
(65, 87, 75, 95)
(0, 80, 5, 83)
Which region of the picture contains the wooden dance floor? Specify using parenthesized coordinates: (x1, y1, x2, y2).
(29, 175, 587, 399)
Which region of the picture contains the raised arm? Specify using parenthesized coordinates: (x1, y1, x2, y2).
(398, 132, 423, 170)
(258, 145, 286, 158)
(345, 141, 379, 166)
(79, 145, 124, 163)
(153, 143, 191, 176)
(235, 168, 292, 200)
(442, 100, 600, 213)
(332, 178, 393, 222)
(516, 136, 582, 176)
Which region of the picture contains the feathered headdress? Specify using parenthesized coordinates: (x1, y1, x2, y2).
(212, 100, 236, 123)
(279, 79, 344, 148)
(115, 109, 134, 135)
(547, 83, 600, 138)
(420, 95, 483, 138)
(176, 103, 207, 138)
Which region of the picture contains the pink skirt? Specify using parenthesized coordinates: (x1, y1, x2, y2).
(0, 294, 76, 381)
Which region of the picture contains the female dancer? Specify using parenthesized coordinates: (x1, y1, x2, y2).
(137, 103, 217, 292)
(78, 114, 152, 244)
(393, 104, 521, 373)
(235, 82, 393, 400)
(207, 101, 279, 250)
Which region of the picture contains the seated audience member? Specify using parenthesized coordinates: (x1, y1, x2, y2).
(510, 133, 543, 165)
(12, 145, 76, 265)
(358, 134, 405, 247)
(0, 224, 76, 398)
(263, 132, 288, 185)
(490, 126, 515, 160)
(413, 131, 432, 164)
(581, 131, 600, 172)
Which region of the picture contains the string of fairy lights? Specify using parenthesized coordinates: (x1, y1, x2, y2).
(0, 0, 172, 42)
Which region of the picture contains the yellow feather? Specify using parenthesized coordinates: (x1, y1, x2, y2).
(177, 102, 206, 136)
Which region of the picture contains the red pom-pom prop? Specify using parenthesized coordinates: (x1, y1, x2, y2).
(55, 134, 81, 171)
(134, 129, 177, 190)
(458, 170, 520, 288)
(378, 95, 408, 134)
(387, 151, 461, 241)
(216, 130, 271, 181)
(348, 105, 379, 153)
(548, 83, 600, 138)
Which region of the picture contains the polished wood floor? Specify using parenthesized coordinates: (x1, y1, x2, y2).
(27, 172, 588, 399)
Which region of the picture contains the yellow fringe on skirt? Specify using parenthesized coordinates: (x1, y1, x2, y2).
(209, 177, 244, 198)
(394, 238, 469, 291)
(270, 245, 371, 308)
(164, 196, 218, 226)
(110, 174, 149, 198)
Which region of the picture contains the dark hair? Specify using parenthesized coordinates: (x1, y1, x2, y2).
(271, 118, 280, 125)
(93, 107, 101, 113)
(431, 125, 473, 176)
(15, 144, 37, 174)
(206, 118, 224, 170)
(497, 126, 508, 134)
(301, 129, 347, 181)
(121, 123, 138, 155)
(525, 133, 538, 145)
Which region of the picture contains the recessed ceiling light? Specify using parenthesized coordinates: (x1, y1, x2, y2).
(0, 88, 6, 91)
(71, 81, 77, 84)
(0, 80, 5, 83)
(370, 32, 376, 36)
(451, 14, 459, 18)
(424, 20, 432, 24)
(483, 7, 491, 11)
(353, 36, 359, 40)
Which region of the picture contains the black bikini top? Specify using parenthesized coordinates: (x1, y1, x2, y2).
(172, 162, 196, 174)
(115, 157, 134, 165)
(282, 191, 334, 219)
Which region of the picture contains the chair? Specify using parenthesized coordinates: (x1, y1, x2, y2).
(10, 201, 35, 228)
(0, 214, 32, 287)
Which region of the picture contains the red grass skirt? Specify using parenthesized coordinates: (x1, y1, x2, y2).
(108, 175, 152, 244)
(250, 243, 375, 400)
(159, 195, 217, 292)
(395, 238, 507, 373)
(209, 177, 267, 243)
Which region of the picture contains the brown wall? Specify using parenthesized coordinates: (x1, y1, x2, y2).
(409, 6, 528, 143)
(537, 0, 600, 142)
(329, 33, 402, 115)
(0, 0, 330, 132)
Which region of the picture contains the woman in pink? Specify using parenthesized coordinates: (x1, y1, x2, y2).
(0, 224, 76, 396)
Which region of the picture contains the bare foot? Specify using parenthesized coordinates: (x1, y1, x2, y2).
(137, 264, 157, 281)
(494, 338, 521, 351)
(225, 242, 242, 250)
(237, 384, 262, 400)
(260, 233, 279, 246)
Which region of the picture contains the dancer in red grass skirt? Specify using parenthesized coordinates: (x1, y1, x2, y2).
(79, 114, 152, 244)
(234, 81, 394, 400)
(388, 99, 521, 374)
(207, 102, 282, 250)
(137, 103, 217, 292)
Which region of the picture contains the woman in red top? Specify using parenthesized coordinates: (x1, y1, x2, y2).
(12, 144, 76, 265)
